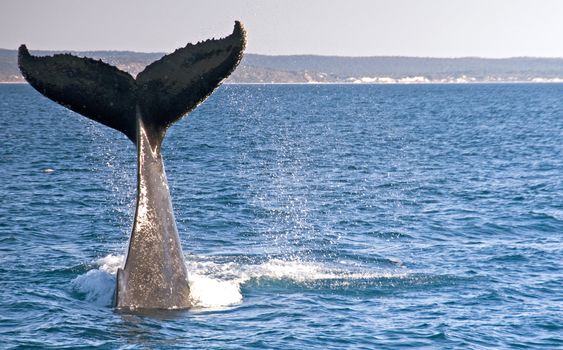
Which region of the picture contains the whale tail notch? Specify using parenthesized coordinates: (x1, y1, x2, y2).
(18, 21, 246, 144)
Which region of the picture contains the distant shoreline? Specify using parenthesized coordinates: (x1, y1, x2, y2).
(4, 50, 563, 85)
(3, 81, 563, 85)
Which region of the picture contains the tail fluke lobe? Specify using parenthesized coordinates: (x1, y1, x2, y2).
(136, 21, 246, 131)
(18, 45, 138, 142)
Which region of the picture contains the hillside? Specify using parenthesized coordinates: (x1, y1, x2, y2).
(2, 48, 563, 83)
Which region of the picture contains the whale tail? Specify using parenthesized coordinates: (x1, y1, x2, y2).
(19, 22, 246, 310)
(18, 21, 246, 144)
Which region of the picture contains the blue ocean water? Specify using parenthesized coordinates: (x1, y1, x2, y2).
(0, 83, 561, 349)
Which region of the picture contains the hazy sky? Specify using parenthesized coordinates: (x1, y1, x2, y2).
(2, 0, 563, 57)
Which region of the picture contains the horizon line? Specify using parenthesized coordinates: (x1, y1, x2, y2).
(1, 47, 563, 61)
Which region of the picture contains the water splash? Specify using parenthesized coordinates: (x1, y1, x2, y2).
(187, 272, 243, 309)
(97, 254, 124, 273)
(71, 254, 407, 309)
(71, 270, 116, 307)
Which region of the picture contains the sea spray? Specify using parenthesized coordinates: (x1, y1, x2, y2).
(72, 254, 408, 308)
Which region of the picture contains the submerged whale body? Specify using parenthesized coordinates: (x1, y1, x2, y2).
(18, 22, 246, 310)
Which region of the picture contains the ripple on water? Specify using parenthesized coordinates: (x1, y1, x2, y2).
(1, 84, 562, 348)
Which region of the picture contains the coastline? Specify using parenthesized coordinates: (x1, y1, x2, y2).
(3, 80, 563, 85)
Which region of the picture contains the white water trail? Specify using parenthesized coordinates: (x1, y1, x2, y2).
(71, 254, 407, 309)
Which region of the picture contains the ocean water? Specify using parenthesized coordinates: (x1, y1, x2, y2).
(0, 83, 561, 349)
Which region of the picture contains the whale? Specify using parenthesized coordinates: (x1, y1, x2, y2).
(18, 22, 246, 310)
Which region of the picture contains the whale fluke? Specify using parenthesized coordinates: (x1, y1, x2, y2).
(18, 21, 246, 144)
(137, 21, 246, 135)
(18, 22, 246, 310)
(18, 44, 138, 141)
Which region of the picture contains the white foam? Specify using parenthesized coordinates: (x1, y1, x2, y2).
(184, 258, 407, 309)
(71, 269, 116, 307)
(70, 255, 122, 307)
(241, 259, 406, 281)
(73, 254, 406, 309)
(96, 254, 124, 273)
(188, 272, 243, 309)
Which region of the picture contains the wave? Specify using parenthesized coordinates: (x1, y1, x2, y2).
(71, 254, 409, 310)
